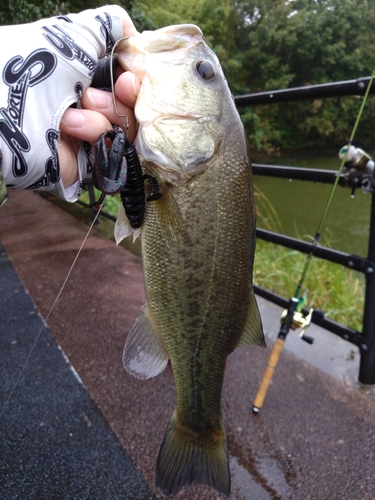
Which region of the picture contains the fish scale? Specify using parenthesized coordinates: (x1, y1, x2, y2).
(140, 150, 260, 495)
(115, 24, 265, 497)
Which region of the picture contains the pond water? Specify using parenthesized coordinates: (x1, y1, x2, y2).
(252, 148, 372, 257)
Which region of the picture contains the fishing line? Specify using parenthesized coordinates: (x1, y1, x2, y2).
(0, 201, 104, 418)
(252, 66, 375, 414)
(1, 38, 132, 416)
(110, 36, 130, 132)
(293, 64, 375, 300)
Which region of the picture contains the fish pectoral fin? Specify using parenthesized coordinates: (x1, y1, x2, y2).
(156, 411, 231, 497)
(123, 304, 169, 379)
(115, 205, 139, 245)
(153, 184, 187, 245)
(236, 289, 266, 348)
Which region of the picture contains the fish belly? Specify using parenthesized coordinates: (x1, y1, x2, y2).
(141, 154, 255, 496)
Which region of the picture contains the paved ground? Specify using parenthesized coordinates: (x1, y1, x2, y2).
(0, 239, 155, 500)
(1, 190, 375, 500)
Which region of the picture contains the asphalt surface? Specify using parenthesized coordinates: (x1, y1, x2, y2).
(0, 240, 155, 500)
(1, 190, 375, 500)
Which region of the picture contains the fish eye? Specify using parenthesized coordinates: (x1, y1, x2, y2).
(195, 60, 215, 81)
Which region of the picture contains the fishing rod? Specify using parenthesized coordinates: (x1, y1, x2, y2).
(252, 67, 375, 414)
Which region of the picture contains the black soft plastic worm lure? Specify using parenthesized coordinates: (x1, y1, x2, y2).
(93, 125, 161, 228)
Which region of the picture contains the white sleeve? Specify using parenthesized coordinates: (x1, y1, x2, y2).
(0, 5, 124, 202)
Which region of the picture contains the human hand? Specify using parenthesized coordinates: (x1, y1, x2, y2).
(59, 69, 140, 188)
(0, 6, 140, 202)
(58, 10, 140, 189)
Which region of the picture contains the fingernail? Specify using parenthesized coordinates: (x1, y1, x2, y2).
(61, 108, 85, 128)
(86, 87, 113, 108)
(129, 72, 139, 97)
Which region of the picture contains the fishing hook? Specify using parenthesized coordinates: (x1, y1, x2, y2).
(110, 37, 130, 134)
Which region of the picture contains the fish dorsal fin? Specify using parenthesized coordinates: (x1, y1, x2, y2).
(123, 304, 169, 379)
(236, 289, 266, 348)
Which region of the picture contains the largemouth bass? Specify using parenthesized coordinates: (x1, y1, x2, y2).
(115, 24, 265, 497)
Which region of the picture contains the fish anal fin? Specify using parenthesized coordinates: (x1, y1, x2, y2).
(123, 304, 169, 379)
(156, 411, 230, 497)
(237, 289, 266, 348)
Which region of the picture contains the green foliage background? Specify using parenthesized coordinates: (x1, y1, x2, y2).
(3, 0, 368, 328)
(2, 0, 375, 155)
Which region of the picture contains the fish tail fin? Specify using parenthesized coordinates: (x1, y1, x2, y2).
(155, 411, 230, 497)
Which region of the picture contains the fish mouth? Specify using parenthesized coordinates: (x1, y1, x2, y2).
(136, 130, 209, 185)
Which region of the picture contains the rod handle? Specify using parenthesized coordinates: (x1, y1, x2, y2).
(252, 337, 285, 414)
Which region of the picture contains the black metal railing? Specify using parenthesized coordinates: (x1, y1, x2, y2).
(234, 77, 375, 385)
(83, 76, 375, 384)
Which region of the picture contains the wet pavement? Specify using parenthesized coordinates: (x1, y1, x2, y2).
(0, 241, 155, 499)
(1, 190, 375, 499)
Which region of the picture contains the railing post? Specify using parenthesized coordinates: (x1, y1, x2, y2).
(238, 76, 375, 385)
(359, 190, 375, 384)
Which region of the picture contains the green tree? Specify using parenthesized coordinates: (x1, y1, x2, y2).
(229, 0, 375, 152)
(0, 0, 69, 24)
(4, 0, 375, 153)
(0, 0, 147, 25)
(134, 0, 234, 45)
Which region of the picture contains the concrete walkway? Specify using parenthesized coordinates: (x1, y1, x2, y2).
(1, 190, 375, 499)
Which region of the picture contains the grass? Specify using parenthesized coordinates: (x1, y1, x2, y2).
(79, 185, 122, 217)
(253, 186, 365, 332)
(79, 184, 365, 332)
(253, 240, 364, 332)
